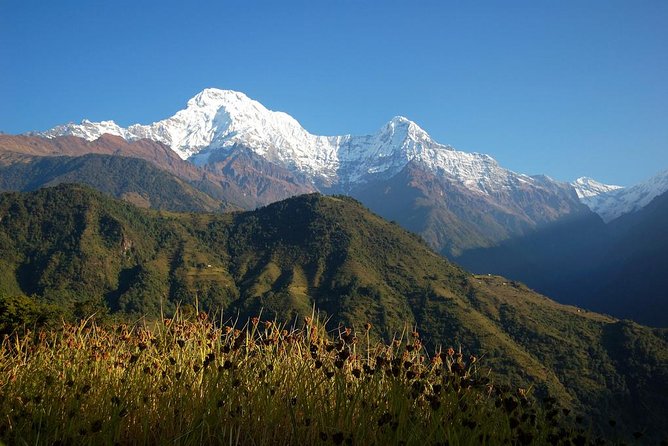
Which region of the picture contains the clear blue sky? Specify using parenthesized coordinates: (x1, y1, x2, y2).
(1, 1, 667, 186)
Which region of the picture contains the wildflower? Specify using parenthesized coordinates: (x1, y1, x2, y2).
(251, 317, 259, 326)
(446, 347, 455, 357)
(453, 362, 466, 376)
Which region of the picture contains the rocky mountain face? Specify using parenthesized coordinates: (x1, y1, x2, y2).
(0, 134, 313, 210)
(33, 88, 590, 255)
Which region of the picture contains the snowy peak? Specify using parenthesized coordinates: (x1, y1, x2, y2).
(574, 170, 668, 223)
(381, 116, 434, 146)
(34, 88, 569, 197)
(37, 119, 128, 142)
(571, 177, 623, 199)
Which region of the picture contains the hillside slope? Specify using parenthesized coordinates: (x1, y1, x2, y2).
(0, 185, 666, 439)
(458, 190, 668, 327)
(0, 153, 228, 212)
(0, 134, 279, 209)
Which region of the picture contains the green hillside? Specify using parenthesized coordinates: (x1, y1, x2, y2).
(0, 153, 231, 212)
(0, 184, 666, 440)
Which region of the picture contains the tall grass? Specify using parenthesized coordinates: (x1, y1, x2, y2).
(0, 312, 588, 445)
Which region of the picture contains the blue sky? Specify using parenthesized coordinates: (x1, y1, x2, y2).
(1, 0, 666, 186)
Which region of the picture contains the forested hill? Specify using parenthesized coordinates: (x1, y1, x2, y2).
(0, 184, 666, 439)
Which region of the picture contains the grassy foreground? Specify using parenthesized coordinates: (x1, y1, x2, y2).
(1, 313, 597, 446)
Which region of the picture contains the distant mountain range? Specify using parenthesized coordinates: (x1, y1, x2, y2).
(458, 187, 668, 327)
(30, 88, 594, 256)
(0, 184, 666, 440)
(3, 88, 666, 325)
(29, 88, 668, 228)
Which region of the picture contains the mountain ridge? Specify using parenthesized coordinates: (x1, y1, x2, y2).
(573, 169, 668, 222)
(31, 89, 595, 255)
(34, 88, 574, 198)
(0, 152, 229, 212)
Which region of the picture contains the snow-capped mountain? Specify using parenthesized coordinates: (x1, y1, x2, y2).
(575, 170, 668, 223)
(32, 88, 594, 256)
(36, 88, 543, 196)
(571, 177, 623, 201)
